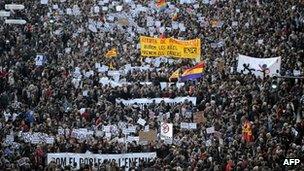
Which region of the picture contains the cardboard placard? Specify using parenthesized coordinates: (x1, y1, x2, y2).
(193, 111, 206, 124)
(139, 130, 157, 143)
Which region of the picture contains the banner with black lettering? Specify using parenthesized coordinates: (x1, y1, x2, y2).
(116, 96, 197, 106)
(47, 152, 157, 170)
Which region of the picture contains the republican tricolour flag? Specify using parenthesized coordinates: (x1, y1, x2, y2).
(180, 62, 205, 82)
(242, 120, 254, 142)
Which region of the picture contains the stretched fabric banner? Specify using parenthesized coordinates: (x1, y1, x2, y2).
(47, 152, 157, 170)
(116, 97, 196, 106)
(140, 36, 201, 59)
(237, 54, 281, 77)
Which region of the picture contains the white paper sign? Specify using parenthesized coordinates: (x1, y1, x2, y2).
(160, 122, 173, 144)
(206, 126, 215, 134)
(41, 0, 48, 4)
(35, 55, 44, 66)
(137, 118, 146, 126)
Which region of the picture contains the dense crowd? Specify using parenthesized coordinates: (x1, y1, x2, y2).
(0, 0, 304, 171)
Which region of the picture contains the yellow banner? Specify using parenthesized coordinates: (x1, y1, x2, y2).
(140, 36, 201, 59)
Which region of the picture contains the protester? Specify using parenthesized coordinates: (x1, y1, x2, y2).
(0, 0, 303, 171)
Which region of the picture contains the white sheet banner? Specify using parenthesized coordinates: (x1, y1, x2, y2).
(47, 152, 157, 170)
(116, 97, 196, 106)
(237, 54, 281, 77)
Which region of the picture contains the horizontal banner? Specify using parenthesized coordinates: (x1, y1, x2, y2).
(237, 54, 281, 77)
(47, 152, 157, 170)
(140, 36, 201, 59)
(116, 96, 196, 106)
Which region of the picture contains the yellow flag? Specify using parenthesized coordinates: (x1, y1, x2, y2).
(105, 48, 117, 58)
(109, 62, 114, 69)
(169, 68, 180, 81)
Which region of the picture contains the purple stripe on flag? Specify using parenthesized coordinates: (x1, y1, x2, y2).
(180, 73, 202, 81)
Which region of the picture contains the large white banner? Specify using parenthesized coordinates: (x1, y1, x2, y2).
(160, 123, 173, 144)
(47, 152, 157, 170)
(116, 97, 196, 106)
(237, 54, 281, 77)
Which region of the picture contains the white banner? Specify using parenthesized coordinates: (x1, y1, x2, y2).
(5, 4, 25, 10)
(237, 54, 281, 77)
(160, 123, 173, 144)
(180, 122, 197, 129)
(20, 132, 54, 144)
(0, 10, 10, 17)
(47, 152, 157, 170)
(116, 97, 196, 106)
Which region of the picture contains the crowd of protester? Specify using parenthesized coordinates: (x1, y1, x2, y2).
(0, 0, 304, 170)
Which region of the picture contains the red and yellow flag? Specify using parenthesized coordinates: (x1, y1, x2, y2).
(156, 0, 166, 8)
(242, 120, 254, 142)
(169, 68, 180, 82)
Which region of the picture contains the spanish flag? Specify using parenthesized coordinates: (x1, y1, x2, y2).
(242, 120, 254, 142)
(169, 68, 180, 82)
(105, 48, 117, 58)
(156, 0, 167, 8)
(180, 62, 205, 82)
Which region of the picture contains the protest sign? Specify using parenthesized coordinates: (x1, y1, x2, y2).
(137, 118, 146, 126)
(35, 55, 45, 66)
(126, 136, 139, 144)
(40, 0, 49, 5)
(139, 130, 157, 143)
(180, 123, 197, 129)
(193, 111, 206, 124)
(160, 123, 173, 144)
(116, 97, 197, 106)
(5, 4, 25, 10)
(0, 10, 10, 17)
(47, 152, 157, 170)
(237, 54, 281, 77)
(21, 132, 54, 144)
(206, 126, 215, 134)
(140, 36, 201, 59)
(71, 129, 94, 140)
(5, 19, 26, 25)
